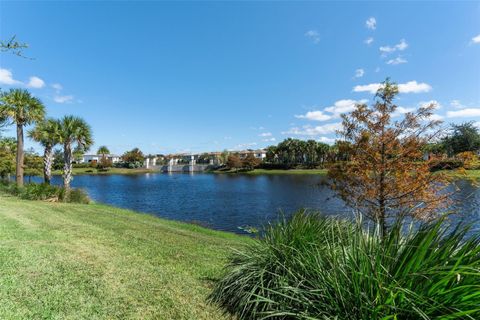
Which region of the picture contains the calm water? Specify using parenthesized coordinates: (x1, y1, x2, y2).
(44, 173, 479, 235)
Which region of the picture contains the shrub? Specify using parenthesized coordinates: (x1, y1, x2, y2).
(18, 183, 62, 201)
(210, 211, 480, 319)
(0, 182, 90, 204)
(72, 162, 91, 168)
(429, 158, 464, 171)
(65, 188, 90, 204)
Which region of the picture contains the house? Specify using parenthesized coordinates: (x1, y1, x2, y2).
(237, 149, 267, 160)
(79, 154, 121, 164)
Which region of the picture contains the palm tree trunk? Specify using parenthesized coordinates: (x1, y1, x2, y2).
(44, 145, 53, 184)
(16, 124, 24, 186)
(63, 143, 73, 190)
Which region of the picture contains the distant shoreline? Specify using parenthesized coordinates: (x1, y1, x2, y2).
(49, 167, 480, 179)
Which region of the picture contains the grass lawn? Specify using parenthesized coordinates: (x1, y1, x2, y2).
(52, 167, 160, 175)
(445, 169, 480, 179)
(0, 194, 249, 319)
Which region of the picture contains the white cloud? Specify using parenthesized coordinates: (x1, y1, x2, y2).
(295, 110, 332, 121)
(386, 56, 407, 65)
(353, 83, 382, 93)
(0, 68, 22, 85)
(428, 114, 444, 121)
(305, 30, 320, 44)
(446, 108, 480, 118)
(419, 100, 441, 110)
(53, 95, 74, 103)
(394, 106, 415, 115)
(364, 37, 374, 45)
(379, 39, 408, 54)
(397, 81, 431, 93)
(365, 17, 376, 30)
(233, 142, 257, 150)
(353, 81, 431, 94)
(355, 68, 365, 78)
(259, 132, 272, 137)
(318, 136, 336, 144)
(375, 67, 381, 73)
(450, 100, 466, 109)
(283, 122, 342, 136)
(474, 122, 480, 129)
(296, 99, 367, 123)
(471, 34, 480, 44)
(262, 137, 276, 142)
(51, 83, 63, 91)
(27, 76, 45, 88)
(325, 99, 367, 116)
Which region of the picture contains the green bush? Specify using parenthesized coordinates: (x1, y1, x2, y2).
(65, 188, 90, 204)
(73, 162, 91, 168)
(0, 182, 90, 204)
(429, 159, 464, 171)
(18, 183, 62, 201)
(210, 211, 480, 319)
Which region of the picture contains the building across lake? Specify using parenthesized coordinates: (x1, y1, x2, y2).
(78, 149, 267, 167)
(79, 154, 121, 164)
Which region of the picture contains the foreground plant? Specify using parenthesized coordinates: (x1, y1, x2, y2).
(329, 79, 449, 237)
(210, 211, 480, 319)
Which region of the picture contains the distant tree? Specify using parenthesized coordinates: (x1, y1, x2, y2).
(97, 156, 112, 171)
(316, 142, 330, 167)
(58, 116, 93, 189)
(97, 145, 110, 156)
(52, 148, 63, 170)
(442, 122, 480, 156)
(0, 137, 16, 154)
(28, 119, 61, 184)
(242, 153, 261, 171)
(265, 145, 277, 163)
(96, 145, 111, 170)
(328, 79, 449, 238)
(0, 137, 16, 181)
(304, 140, 318, 168)
(122, 148, 144, 168)
(24, 150, 43, 182)
(220, 149, 230, 165)
(226, 154, 242, 171)
(72, 145, 85, 163)
(0, 89, 46, 186)
(423, 142, 446, 157)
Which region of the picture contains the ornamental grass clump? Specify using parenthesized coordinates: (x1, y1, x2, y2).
(210, 210, 480, 319)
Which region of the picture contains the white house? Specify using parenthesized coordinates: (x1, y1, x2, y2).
(79, 154, 121, 164)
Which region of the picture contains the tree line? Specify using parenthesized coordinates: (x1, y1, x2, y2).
(0, 88, 93, 189)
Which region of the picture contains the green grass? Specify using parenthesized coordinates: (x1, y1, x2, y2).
(0, 193, 249, 319)
(52, 167, 160, 175)
(213, 168, 328, 175)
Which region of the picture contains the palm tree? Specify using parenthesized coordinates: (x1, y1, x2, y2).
(58, 115, 93, 189)
(97, 145, 110, 158)
(27, 119, 61, 184)
(0, 89, 45, 186)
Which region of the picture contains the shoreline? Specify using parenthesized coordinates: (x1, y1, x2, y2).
(48, 167, 480, 178)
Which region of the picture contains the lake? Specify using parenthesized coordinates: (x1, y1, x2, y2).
(44, 173, 479, 235)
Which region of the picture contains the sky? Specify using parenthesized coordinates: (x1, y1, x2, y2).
(0, 1, 479, 155)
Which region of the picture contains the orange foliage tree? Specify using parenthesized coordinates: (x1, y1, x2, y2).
(328, 79, 450, 237)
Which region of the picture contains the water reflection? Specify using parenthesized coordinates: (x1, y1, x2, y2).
(35, 173, 479, 235)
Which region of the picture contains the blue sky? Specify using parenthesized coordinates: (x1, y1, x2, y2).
(1, 1, 479, 155)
